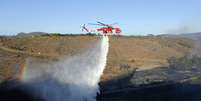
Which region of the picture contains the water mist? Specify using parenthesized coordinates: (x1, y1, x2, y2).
(22, 36, 109, 101)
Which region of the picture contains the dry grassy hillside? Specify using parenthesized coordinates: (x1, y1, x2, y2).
(0, 35, 98, 81)
(0, 35, 193, 82)
(102, 36, 193, 81)
(0, 36, 97, 57)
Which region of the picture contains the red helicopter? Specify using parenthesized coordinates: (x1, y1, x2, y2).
(81, 21, 122, 35)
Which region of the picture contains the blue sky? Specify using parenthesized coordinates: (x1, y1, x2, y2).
(0, 0, 201, 35)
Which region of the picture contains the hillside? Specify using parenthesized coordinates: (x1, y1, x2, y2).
(0, 35, 194, 82)
(103, 36, 193, 81)
(160, 32, 201, 40)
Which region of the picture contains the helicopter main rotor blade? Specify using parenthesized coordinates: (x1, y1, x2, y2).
(110, 22, 118, 25)
(97, 21, 108, 26)
(97, 21, 116, 27)
(88, 23, 103, 26)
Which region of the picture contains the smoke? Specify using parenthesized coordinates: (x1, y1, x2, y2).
(165, 19, 201, 34)
(190, 38, 201, 57)
(22, 36, 109, 101)
(167, 26, 192, 34)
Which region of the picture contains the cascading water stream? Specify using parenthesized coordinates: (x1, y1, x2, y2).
(22, 36, 109, 101)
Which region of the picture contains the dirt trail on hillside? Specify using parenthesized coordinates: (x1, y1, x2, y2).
(0, 45, 57, 58)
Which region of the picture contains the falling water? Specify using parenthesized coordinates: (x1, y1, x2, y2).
(22, 36, 109, 101)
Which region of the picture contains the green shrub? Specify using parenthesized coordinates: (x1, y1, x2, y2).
(51, 33, 62, 36)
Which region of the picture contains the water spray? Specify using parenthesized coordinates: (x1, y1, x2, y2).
(22, 36, 109, 101)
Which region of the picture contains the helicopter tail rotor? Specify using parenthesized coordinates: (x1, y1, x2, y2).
(81, 24, 89, 32)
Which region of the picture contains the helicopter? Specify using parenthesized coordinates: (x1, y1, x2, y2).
(81, 21, 122, 35)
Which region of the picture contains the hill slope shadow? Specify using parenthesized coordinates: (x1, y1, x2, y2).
(98, 73, 201, 101)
